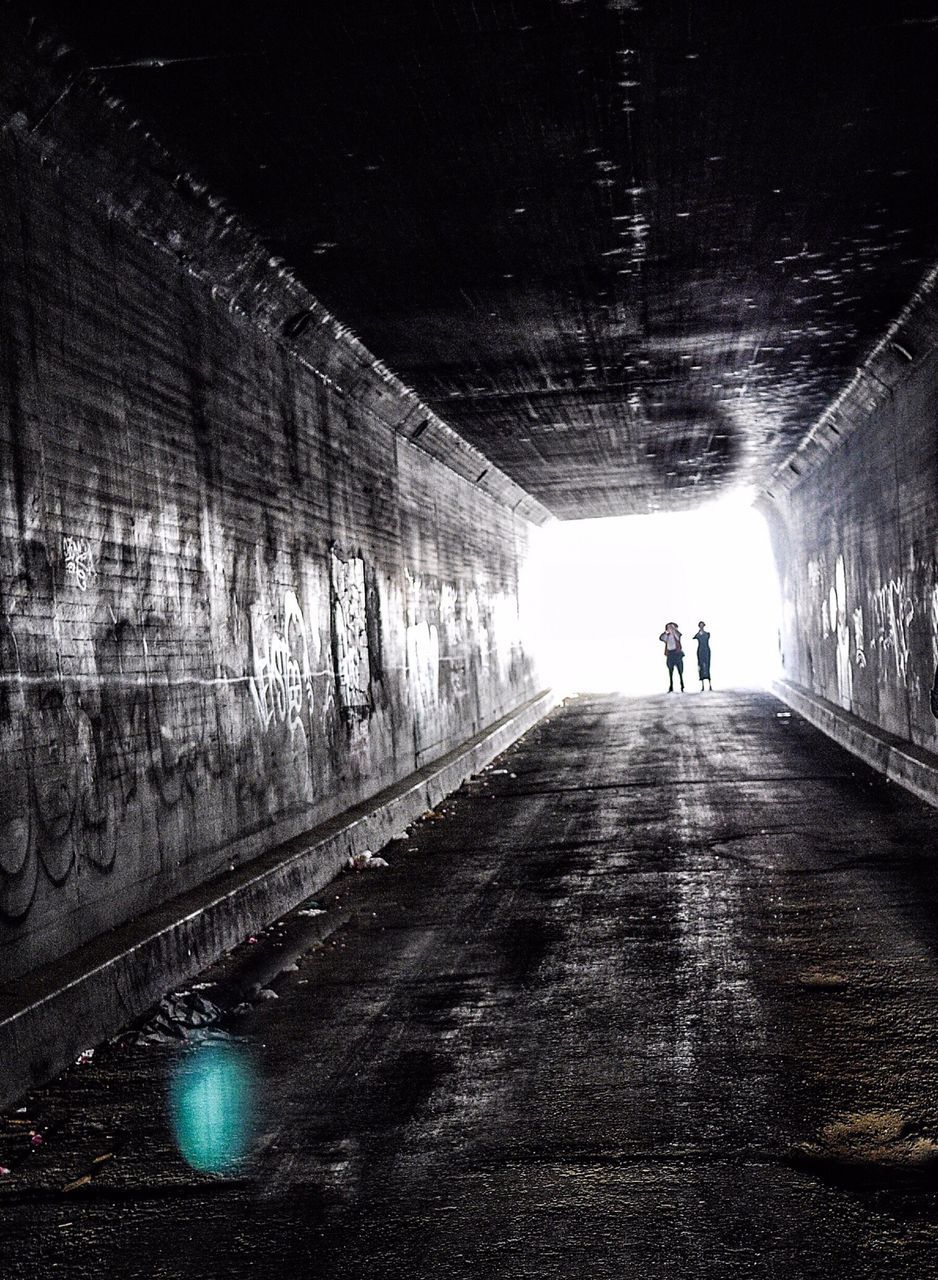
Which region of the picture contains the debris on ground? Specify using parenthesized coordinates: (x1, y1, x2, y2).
(348, 850, 389, 871)
(63, 1174, 93, 1193)
(60, 1150, 115, 1194)
(297, 908, 326, 917)
(74, 1049, 95, 1067)
(798, 969, 850, 990)
(118, 992, 228, 1047)
(793, 1110, 938, 1176)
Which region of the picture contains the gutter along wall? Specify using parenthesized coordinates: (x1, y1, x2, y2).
(760, 263, 938, 801)
(0, 20, 551, 981)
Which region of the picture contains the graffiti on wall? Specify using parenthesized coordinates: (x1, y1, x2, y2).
(871, 577, 914, 684)
(0, 613, 234, 924)
(330, 549, 371, 717)
(797, 541, 938, 730)
(852, 606, 866, 669)
(248, 590, 316, 735)
(0, 533, 530, 930)
(63, 536, 95, 591)
(832, 554, 852, 708)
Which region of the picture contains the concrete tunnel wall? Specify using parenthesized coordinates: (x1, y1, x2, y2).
(760, 263, 938, 778)
(0, 23, 550, 982)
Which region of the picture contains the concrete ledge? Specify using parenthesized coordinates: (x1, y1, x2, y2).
(0, 689, 557, 1111)
(773, 679, 938, 809)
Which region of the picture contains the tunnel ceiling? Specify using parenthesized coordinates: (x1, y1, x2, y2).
(30, 0, 938, 519)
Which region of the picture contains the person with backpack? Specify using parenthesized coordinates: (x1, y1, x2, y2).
(659, 622, 685, 693)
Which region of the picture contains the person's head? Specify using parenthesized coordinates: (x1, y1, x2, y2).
(666, 621, 678, 630)
(698, 621, 706, 630)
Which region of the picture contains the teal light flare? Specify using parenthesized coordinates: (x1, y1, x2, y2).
(168, 1043, 257, 1174)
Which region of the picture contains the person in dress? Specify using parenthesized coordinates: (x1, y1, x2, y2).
(694, 622, 712, 691)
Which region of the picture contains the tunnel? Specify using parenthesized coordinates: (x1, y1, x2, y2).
(1, 2, 937, 1274)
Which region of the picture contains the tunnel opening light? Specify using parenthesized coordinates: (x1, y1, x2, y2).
(525, 489, 782, 696)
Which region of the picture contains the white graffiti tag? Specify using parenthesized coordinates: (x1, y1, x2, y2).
(852, 606, 867, 669)
(63, 536, 95, 591)
(330, 550, 371, 713)
(249, 591, 316, 734)
(833, 554, 852, 708)
(872, 578, 915, 684)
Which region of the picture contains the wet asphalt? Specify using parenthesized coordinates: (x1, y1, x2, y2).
(3, 690, 938, 1278)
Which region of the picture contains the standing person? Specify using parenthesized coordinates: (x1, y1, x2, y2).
(695, 621, 712, 691)
(659, 622, 684, 693)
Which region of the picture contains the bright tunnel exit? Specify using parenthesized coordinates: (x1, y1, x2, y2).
(523, 490, 782, 696)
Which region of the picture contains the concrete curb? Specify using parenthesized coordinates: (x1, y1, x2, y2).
(773, 679, 938, 809)
(0, 688, 558, 1112)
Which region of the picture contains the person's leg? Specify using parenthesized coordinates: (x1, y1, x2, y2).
(678, 657, 685, 691)
(667, 655, 675, 691)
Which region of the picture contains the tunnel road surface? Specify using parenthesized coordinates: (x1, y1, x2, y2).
(3, 691, 938, 1278)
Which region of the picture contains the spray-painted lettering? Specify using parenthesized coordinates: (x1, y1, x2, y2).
(63, 536, 95, 591)
(330, 550, 371, 715)
(249, 591, 316, 734)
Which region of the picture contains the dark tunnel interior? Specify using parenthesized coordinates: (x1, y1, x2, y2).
(1, 4, 938, 1272)
(25, 0, 938, 517)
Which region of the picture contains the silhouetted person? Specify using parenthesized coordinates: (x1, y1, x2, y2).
(659, 622, 684, 692)
(695, 622, 712, 691)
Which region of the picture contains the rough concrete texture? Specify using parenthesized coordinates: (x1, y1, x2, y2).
(0, 20, 546, 980)
(774, 679, 938, 810)
(760, 268, 938, 763)
(0, 689, 555, 1113)
(3, 692, 938, 1278)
